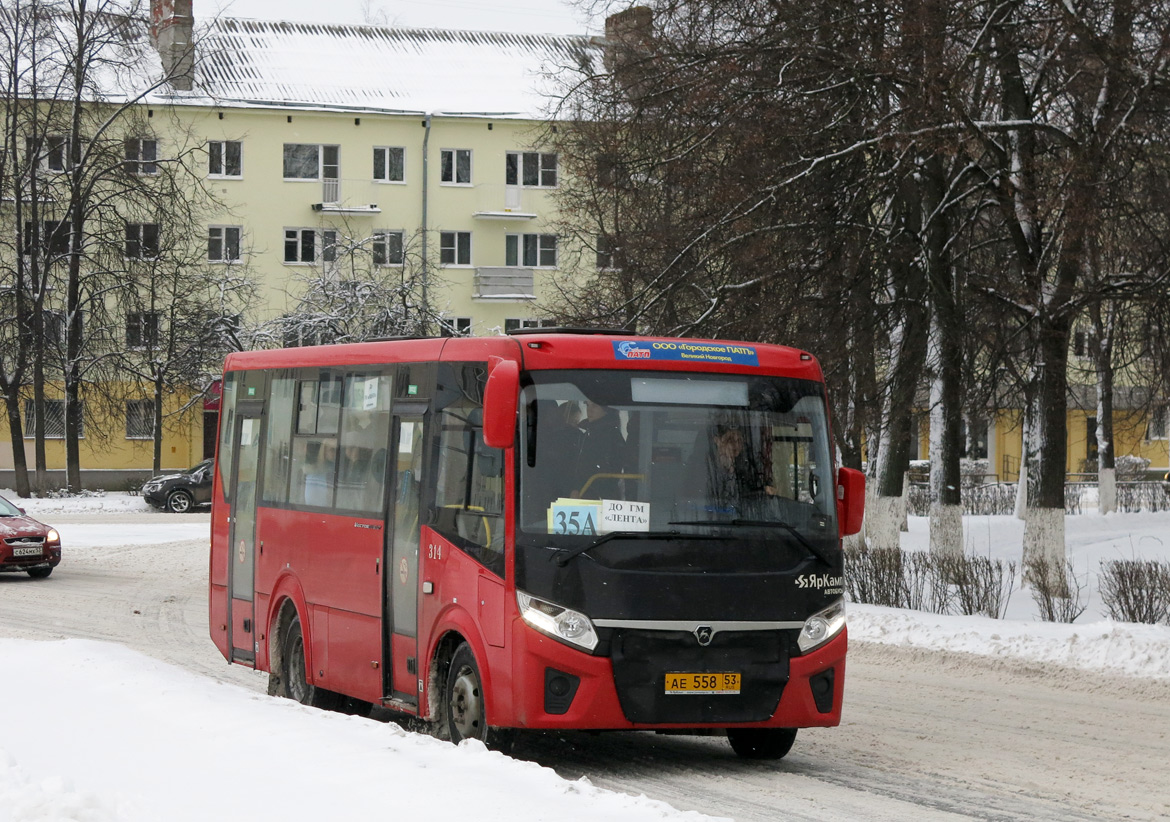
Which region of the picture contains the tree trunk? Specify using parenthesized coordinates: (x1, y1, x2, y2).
(1091, 302, 1116, 514)
(4, 391, 30, 498)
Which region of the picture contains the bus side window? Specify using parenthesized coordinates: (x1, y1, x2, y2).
(336, 373, 393, 513)
(431, 364, 504, 577)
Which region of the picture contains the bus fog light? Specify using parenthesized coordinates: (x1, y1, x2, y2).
(797, 599, 845, 654)
(517, 591, 598, 652)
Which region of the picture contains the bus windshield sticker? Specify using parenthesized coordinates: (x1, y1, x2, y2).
(613, 340, 759, 366)
(549, 499, 601, 535)
(362, 377, 379, 410)
(548, 499, 652, 534)
(600, 499, 650, 532)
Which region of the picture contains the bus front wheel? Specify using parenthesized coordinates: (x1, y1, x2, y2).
(726, 727, 797, 759)
(283, 616, 342, 711)
(443, 642, 513, 751)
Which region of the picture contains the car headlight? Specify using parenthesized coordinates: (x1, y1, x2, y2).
(516, 590, 598, 652)
(143, 481, 162, 492)
(797, 599, 846, 654)
(45, 528, 60, 545)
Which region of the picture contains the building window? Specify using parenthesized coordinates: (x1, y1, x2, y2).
(283, 143, 339, 180)
(22, 310, 68, 348)
(27, 135, 73, 172)
(24, 220, 71, 256)
(1073, 329, 1098, 359)
(440, 231, 471, 266)
(126, 399, 154, 439)
(596, 234, 618, 270)
(124, 137, 158, 175)
(504, 318, 556, 333)
(440, 149, 472, 184)
(125, 223, 160, 259)
(284, 228, 337, 264)
(439, 317, 472, 337)
(505, 233, 557, 268)
(506, 151, 557, 188)
(208, 140, 242, 177)
(126, 311, 160, 348)
(208, 226, 242, 262)
(1148, 405, 1169, 441)
(373, 146, 405, 182)
(372, 230, 404, 266)
(24, 399, 82, 439)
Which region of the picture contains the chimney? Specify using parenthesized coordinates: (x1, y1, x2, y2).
(605, 6, 652, 45)
(151, 0, 194, 91)
(604, 7, 653, 95)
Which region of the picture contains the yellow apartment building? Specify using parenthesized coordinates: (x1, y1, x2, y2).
(0, 3, 601, 487)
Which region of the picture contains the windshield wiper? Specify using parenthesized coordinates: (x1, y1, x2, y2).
(553, 529, 729, 567)
(669, 518, 835, 567)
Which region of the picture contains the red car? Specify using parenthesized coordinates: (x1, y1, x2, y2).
(0, 493, 61, 579)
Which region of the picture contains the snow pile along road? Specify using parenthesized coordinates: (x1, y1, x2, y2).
(0, 638, 721, 822)
(850, 604, 1170, 680)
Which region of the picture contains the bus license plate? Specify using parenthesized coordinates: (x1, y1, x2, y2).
(665, 672, 741, 695)
(12, 545, 42, 557)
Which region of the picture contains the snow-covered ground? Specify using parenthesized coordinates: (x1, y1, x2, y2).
(2, 490, 1168, 821)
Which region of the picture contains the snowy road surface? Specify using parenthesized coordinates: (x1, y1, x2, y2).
(1, 511, 1167, 820)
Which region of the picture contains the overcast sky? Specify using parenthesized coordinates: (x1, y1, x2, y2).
(207, 0, 611, 35)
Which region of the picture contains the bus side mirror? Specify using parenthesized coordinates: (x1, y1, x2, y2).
(836, 467, 865, 537)
(482, 357, 519, 449)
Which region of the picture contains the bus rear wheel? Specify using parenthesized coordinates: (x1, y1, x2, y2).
(726, 727, 797, 760)
(283, 616, 342, 711)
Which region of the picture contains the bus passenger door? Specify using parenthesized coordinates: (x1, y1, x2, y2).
(386, 408, 427, 706)
(227, 400, 264, 665)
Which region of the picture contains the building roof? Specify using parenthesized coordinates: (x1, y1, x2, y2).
(187, 18, 599, 119)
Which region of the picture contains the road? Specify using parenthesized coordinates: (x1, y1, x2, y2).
(1, 512, 1167, 821)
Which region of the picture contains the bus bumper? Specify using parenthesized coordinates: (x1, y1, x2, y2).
(508, 622, 846, 731)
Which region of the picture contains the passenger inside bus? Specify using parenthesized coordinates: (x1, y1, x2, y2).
(683, 421, 776, 508)
(303, 440, 337, 507)
(572, 400, 631, 497)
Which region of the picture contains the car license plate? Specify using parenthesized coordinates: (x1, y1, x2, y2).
(12, 545, 42, 557)
(665, 672, 741, 695)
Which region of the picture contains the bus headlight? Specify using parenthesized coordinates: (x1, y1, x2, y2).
(797, 599, 846, 654)
(516, 590, 598, 652)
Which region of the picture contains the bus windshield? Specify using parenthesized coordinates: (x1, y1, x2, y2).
(518, 370, 837, 545)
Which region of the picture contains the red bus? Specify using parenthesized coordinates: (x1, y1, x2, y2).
(209, 330, 863, 758)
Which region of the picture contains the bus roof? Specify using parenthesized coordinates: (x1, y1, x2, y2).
(222, 333, 824, 382)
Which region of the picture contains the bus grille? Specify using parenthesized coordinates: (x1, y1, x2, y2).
(609, 629, 790, 724)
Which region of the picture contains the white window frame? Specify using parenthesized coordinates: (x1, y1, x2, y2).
(284, 228, 338, 265)
(505, 233, 557, 268)
(125, 223, 160, 260)
(439, 231, 472, 266)
(373, 146, 406, 183)
(439, 317, 472, 337)
(24, 398, 83, 439)
(124, 137, 158, 175)
(126, 311, 160, 349)
(208, 225, 242, 262)
(283, 143, 339, 181)
(440, 148, 473, 185)
(372, 230, 404, 266)
(24, 220, 71, 257)
(506, 151, 557, 188)
(208, 140, 243, 178)
(125, 399, 155, 440)
(27, 135, 74, 172)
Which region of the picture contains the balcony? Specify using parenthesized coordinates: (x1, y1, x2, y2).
(474, 267, 535, 300)
(312, 178, 381, 214)
(471, 184, 540, 220)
